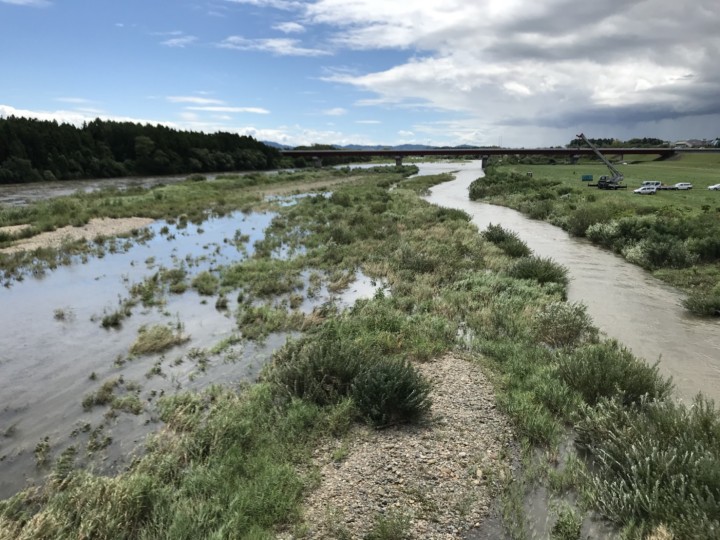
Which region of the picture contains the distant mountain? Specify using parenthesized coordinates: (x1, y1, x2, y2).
(262, 141, 292, 150)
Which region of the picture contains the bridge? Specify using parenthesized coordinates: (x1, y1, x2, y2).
(281, 147, 718, 167)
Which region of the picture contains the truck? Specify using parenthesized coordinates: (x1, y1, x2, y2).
(576, 133, 626, 190)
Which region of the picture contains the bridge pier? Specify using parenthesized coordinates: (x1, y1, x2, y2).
(312, 156, 323, 168)
(481, 155, 489, 169)
(569, 155, 579, 165)
(395, 155, 403, 167)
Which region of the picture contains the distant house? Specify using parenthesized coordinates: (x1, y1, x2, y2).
(673, 139, 711, 148)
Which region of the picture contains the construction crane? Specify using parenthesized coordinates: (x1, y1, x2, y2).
(576, 133, 625, 189)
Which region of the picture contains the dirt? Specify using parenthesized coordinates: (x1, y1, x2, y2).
(0, 217, 155, 255)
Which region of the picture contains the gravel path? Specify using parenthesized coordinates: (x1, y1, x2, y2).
(286, 354, 514, 539)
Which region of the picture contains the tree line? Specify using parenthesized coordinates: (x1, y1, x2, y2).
(566, 136, 669, 148)
(0, 116, 285, 184)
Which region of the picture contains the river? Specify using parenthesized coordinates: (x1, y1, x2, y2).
(421, 161, 720, 404)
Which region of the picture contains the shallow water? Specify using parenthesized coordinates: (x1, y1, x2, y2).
(0, 204, 379, 498)
(422, 161, 720, 404)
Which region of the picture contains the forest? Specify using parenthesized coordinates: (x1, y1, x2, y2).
(0, 116, 284, 183)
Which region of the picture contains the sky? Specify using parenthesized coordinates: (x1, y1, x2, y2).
(1, 0, 718, 148)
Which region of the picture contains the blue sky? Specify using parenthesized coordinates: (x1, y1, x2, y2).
(1, 0, 718, 147)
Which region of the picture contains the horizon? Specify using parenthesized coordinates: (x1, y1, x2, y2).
(2, 0, 718, 148)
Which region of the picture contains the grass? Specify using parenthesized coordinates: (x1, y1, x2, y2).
(129, 324, 189, 356)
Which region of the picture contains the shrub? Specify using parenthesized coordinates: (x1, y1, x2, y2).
(557, 341, 672, 405)
(352, 359, 431, 427)
(576, 396, 720, 538)
(508, 256, 569, 287)
(268, 321, 377, 406)
(532, 301, 596, 348)
(483, 224, 531, 258)
(682, 292, 720, 317)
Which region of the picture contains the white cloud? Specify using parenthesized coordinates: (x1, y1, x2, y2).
(273, 22, 305, 33)
(223, 0, 303, 10)
(167, 96, 225, 105)
(321, 107, 347, 116)
(161, 35, 197, 48)
(218, 36, 330, 56)
(296, 0, 720, 144)
(1, 0, 49, 6)
(186, 106, 270, 114)
(55, 97, 94, 105)
(0, 104, 173, 129)
(356, 120, 381, 124)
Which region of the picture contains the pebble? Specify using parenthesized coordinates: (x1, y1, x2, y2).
(282, 354, 514, 539)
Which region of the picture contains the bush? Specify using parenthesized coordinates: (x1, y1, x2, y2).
(352, 359, 431, 427)
(557, 341, 672, 405)
(682, 292, 720, 317)
(508, 256, 569, 287)
(268, 321, 376, 406)
(483, 224, 531, 258)
(532, 301, 596, 348)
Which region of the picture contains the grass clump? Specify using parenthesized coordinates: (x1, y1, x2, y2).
(129, 324, 188, 356)
(352, 359, 431, 428)
(483, 223, 531, 258)
(191, 270, 219, 296)
(550, 504, 582, 540)
(576, 396, 720, 539)
(557, 341, 673, 405)
(508, 256, 569, 288)
(532, 301, 596, 348)
(365, 511, 411, 540)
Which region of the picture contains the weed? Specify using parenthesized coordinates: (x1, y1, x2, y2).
(364, 511, 411, 540)
(532, 301, 597, 348)
(191, 271, 219, 296)
(550, 503, 582, 540)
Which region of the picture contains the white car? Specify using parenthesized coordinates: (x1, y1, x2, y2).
(674, 182, 693, 190)
(709, 184, 720, 191)
(634, 186, 657, 195)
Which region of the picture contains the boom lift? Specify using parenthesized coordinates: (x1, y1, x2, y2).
(576, 133, 625, 189)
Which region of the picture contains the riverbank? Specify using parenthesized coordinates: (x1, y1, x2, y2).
(1, 164, 719, 538)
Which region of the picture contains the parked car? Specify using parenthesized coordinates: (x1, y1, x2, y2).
(641, 180, 662, 188)
(709, 184, 720, 191)
(674, 182, 693, 190)
(634, 186, 657, 195)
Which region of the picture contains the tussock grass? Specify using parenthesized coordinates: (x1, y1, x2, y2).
(129, 324, 189, 356)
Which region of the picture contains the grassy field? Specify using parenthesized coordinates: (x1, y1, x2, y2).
(472, 153, 720, 315)
(1, 166, 719, 538)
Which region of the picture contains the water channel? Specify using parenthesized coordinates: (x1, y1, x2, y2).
(421, 161, 720, 404)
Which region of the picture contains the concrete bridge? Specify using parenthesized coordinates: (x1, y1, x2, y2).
(281, 146, 718, 167)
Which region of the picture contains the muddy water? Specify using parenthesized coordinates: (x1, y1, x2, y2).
(0, 205, 378, 498)
(421, 161, 720, 404)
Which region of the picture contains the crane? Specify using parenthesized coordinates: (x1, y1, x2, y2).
(576, 133, 625, 189)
